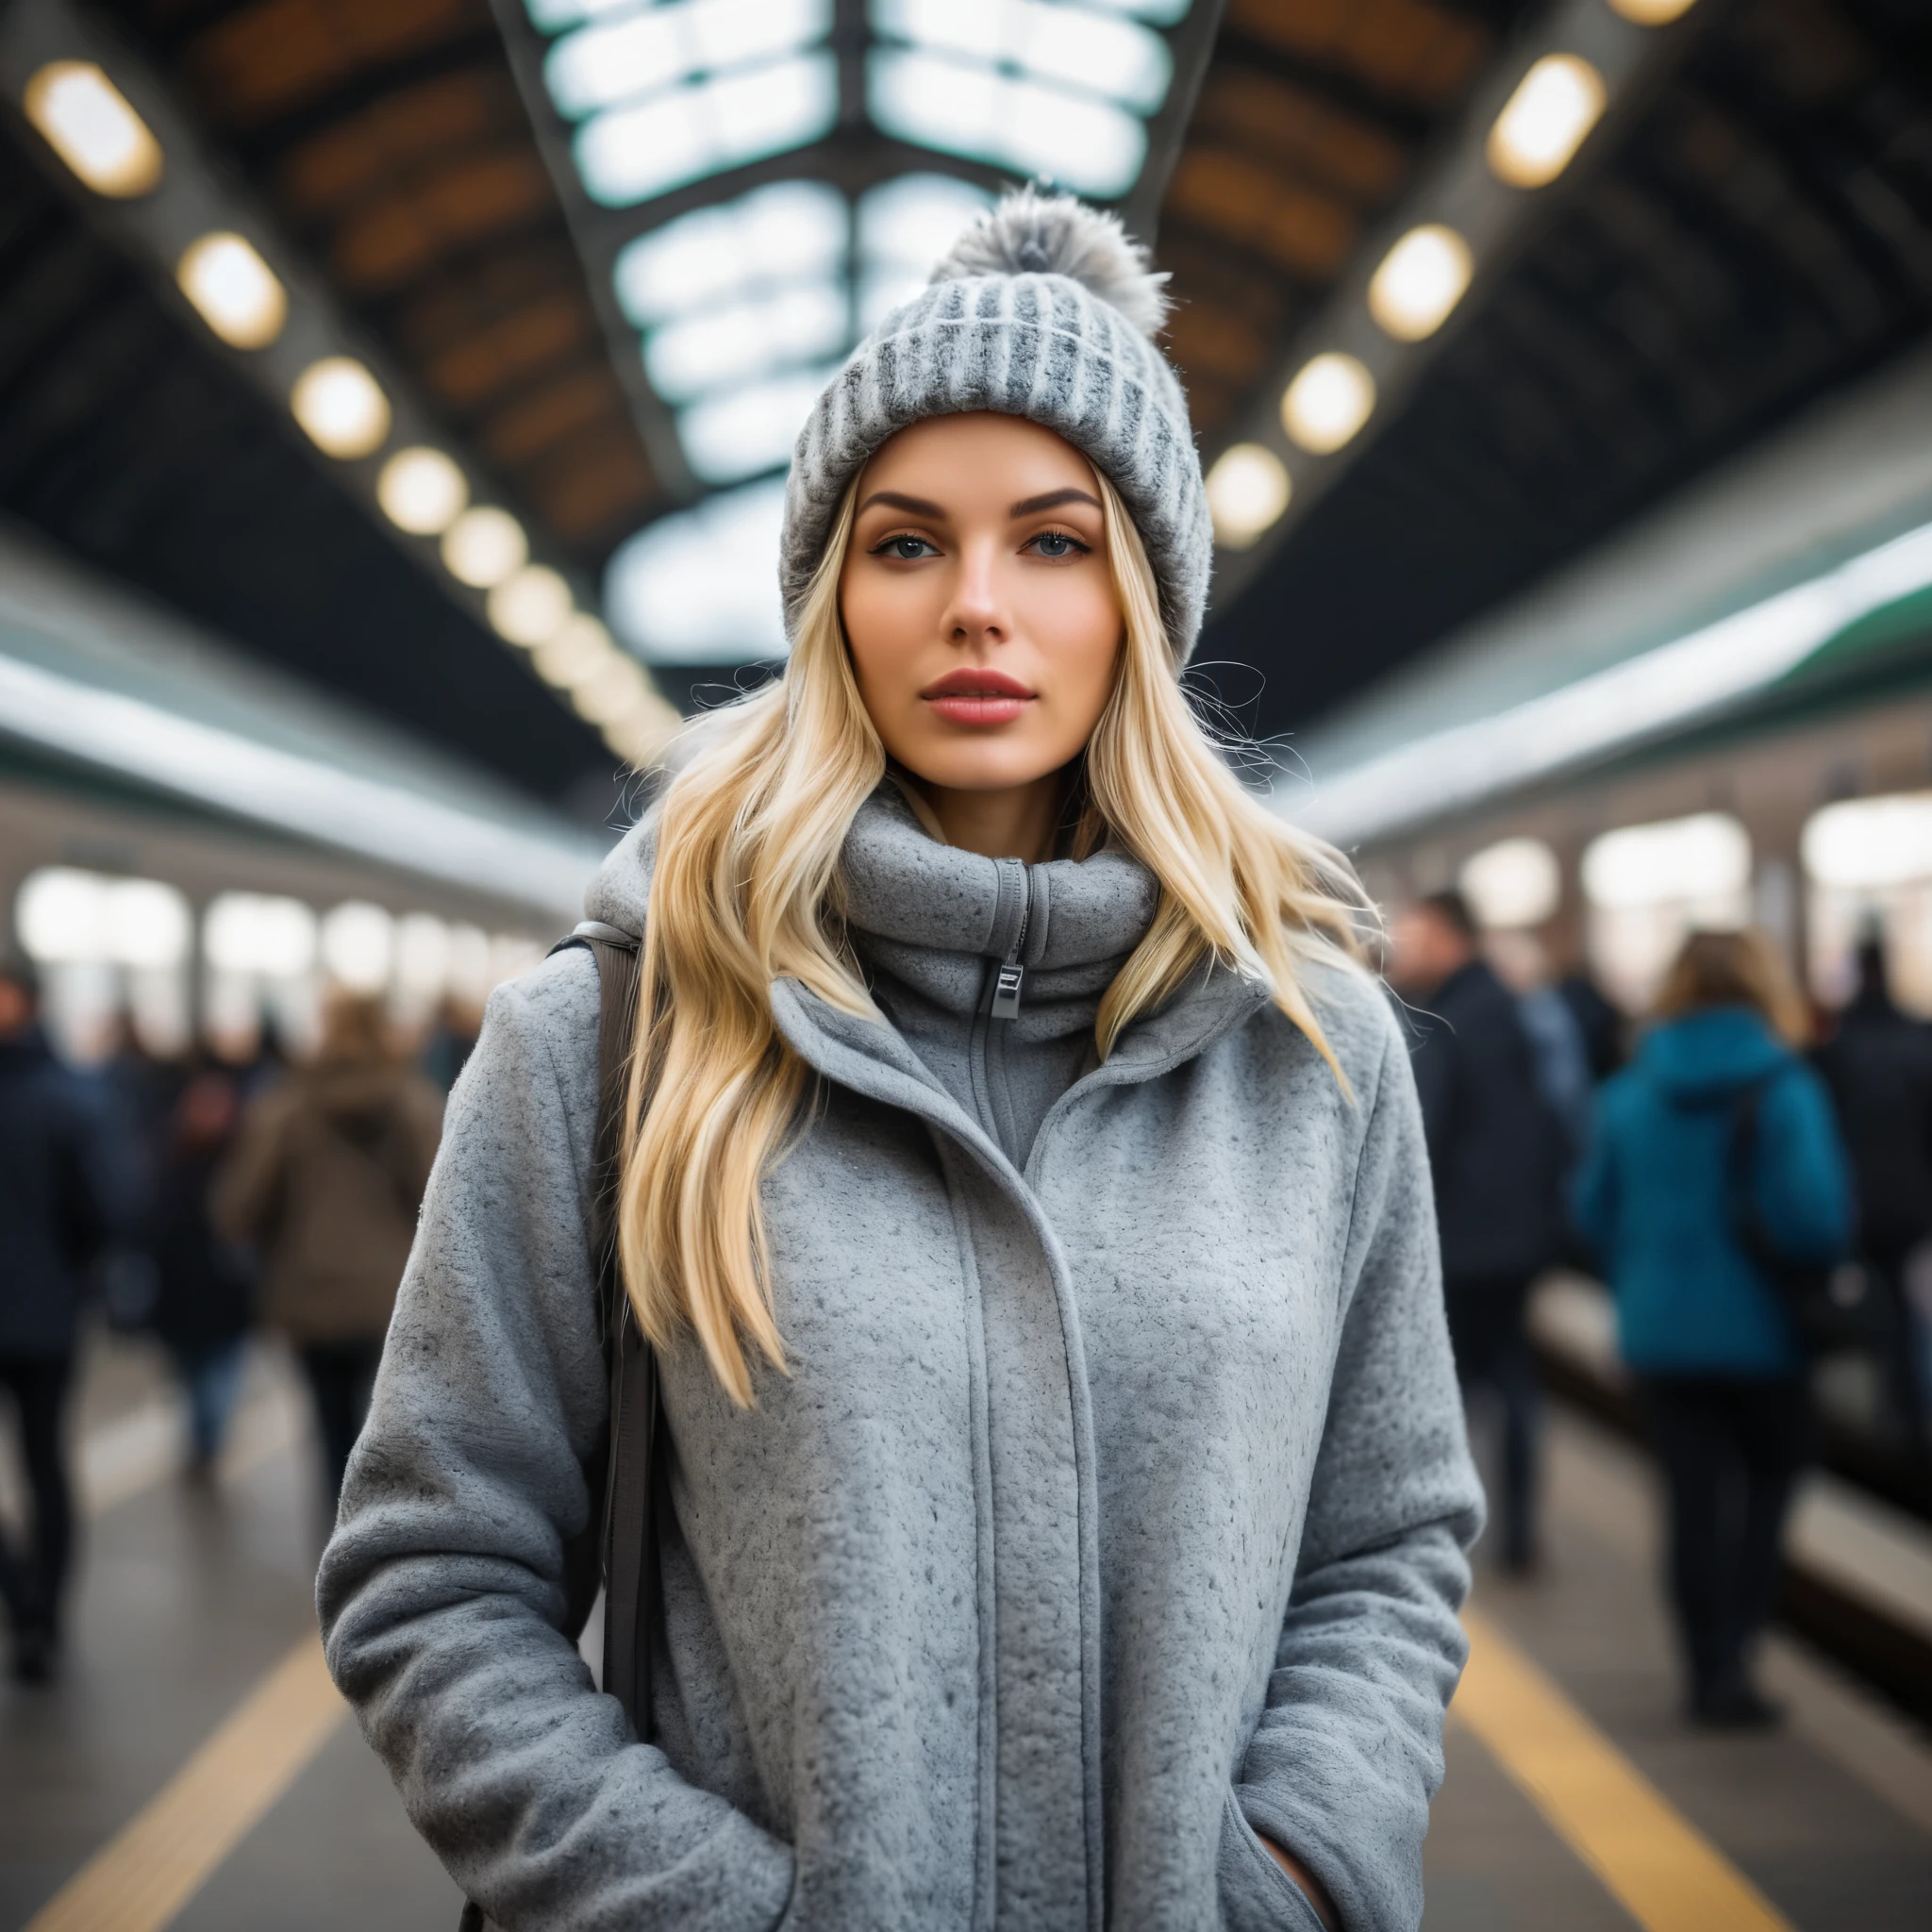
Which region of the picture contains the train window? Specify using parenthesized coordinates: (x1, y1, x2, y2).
(1580, 812, 1751, 1013)
(1803, 791, 1932, 1014)
(1458, 837, 1560, 930)
(321, 902, 395, 994)
(16, 868, 194, 1060)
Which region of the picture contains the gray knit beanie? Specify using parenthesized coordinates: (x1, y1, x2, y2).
(779, 186, 1212, 664)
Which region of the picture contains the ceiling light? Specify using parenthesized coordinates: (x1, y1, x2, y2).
(488, 566, 575, 646)
(534, 613, 618, 687)
(603, 693, 684, 766)
(1280, 353, 1375, 455)
(1582, 813, 1750, 910)
(1607, 0, 1697, 21)
(24, 61, 163, 197)
(1803, 793, 1932, 891)
(378, 448, 468, 534)
(441, 508, 528, 588)
(204, 892, 318, 977)
(1205, 444, 1291, 549)
(1368, 225, 1474, 342)
(1487, 55, 1607, 190)
(291, 357, 391, 459)
(175, 233, 286, 349)
(572, 654, 650, 724)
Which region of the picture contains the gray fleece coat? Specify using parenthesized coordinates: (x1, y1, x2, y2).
(318, 790, 1482, 1932)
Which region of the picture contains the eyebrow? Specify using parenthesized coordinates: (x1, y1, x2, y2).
(1009, 488, 1102, 517)
(855, 491, 946, 519)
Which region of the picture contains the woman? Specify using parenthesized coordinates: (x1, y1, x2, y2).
(319, 190, 1481, 1932)
(215, 991, 442, 1507)
(1575, 929, 1850, 1726)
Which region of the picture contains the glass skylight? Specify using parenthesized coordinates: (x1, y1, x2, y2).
(679, 362, 842, 483)
(868, 50, 1148, 199)
(647, 283, 850, 402)
(575, 54, 838, 206)
(606, 477, 791, 663)
(871, 0, 1173, 115)
(614, 179, 846, 327)
(544, 0, 828, 117)
(857, 173, 996, 327)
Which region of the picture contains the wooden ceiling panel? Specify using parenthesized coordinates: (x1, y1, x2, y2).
(481, 364, 628, 465)
(1224, 0, 1488, 108)
(328, 148, 554, 291)
(1166, 148, 1358, 279)
(525, 421, 658, 543)
(1191, 70, 1408, 204)
(186, 0, 492, 128)
(275, 68, 519, 214)
(422, 291, 593, 408)
(1164, 301, 1274, 388)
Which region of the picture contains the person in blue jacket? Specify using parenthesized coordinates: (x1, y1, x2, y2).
(1574, 927, 1850, 1727)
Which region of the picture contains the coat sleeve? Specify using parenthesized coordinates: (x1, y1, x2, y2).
(1757, 1062, 1853, 1265)
(314, 956, 795, 1932)
(1235, 1006, 1484, 1932)
(1571, 1084, 1620, 1270)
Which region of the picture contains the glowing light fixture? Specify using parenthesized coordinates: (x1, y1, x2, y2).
(24, 61, 163, 197)
(204, 893, 318, 977)
(176, 233, 286, 349)
(572, 654, 650, 725)
(441, 508, 527, 588)
(1487, 55, 1607, 190)
(1803, 793, 1932, 891)
(378, 447, 468, 535)
(1582, 813, 1750, 910)
(1368, 225, 1474, 342)
(1281, 353, 1375, 455)
(1459, 838, 1561, 930)
(1205, 444, 1291, 549)
(1607, 0, 1697, 21)
(488, 566, 574, 646)
(533, 613, 617, 688)
(321, 901, 394, 992)
(291, 357, 390, 459)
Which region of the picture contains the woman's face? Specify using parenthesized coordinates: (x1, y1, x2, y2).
(840, 412, 1123, 802)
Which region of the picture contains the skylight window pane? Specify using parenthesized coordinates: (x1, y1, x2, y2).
(871, 0, 1170, 113)
(606, 477, 791, 664)
(647, 281, 850, 399)
(614, 179, 846, 325)
(575, 52, 837, 207)
(857, 173, 992, 327)
(546, 0, 829, 119)
(678, 363, 839, 483)
(526, 0, 646, 33)
(1085, 0, 1191, 22)
(869, 51, 1145, 199)
(545, 8, 683, 117)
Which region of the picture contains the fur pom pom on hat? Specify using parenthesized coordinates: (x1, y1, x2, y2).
(780, 186, 1211, 663)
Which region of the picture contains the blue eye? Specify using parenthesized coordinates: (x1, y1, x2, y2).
(1028, 530, 1087, 558)
(875, 534, 937, 560)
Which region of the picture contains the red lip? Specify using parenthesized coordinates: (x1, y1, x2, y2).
(920, 667, 1036, 700)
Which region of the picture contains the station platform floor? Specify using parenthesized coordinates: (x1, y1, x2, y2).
(2, 1336, 1929, 1932)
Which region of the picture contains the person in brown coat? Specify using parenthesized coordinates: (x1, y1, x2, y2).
(214, 991, 442, 1507)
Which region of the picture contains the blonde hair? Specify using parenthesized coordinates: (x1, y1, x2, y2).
(618, 467, 1369, 1405)
(1654, 928, 1810, 1047)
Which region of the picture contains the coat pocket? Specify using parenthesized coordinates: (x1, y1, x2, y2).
(1217, 1788, 1328, 1932)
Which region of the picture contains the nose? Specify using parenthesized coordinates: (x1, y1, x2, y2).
(940, 535, 1008, 647)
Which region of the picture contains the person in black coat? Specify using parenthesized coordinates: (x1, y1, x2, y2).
(0, 958, 116, 1682)
(149, 1068, 256, 1476)
(1814, 935, 1932, 1450)
(1391, 891, 1568, 1571)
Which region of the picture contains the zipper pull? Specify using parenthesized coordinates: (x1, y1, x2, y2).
(990, 958, 1025, 1019)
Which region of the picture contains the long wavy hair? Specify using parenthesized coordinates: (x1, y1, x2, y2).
(616, 464, 1369, 1405)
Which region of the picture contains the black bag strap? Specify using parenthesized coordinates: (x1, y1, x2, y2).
(458, 920, 647, 1932)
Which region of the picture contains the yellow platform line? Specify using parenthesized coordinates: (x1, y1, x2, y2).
(25, 1632, 346, 1932)
(1456, 1607, 1795, 1932)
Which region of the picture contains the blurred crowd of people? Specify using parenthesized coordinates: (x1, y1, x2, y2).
(0, 958, 459, 1685)
(1391, 899, 1931, 1732)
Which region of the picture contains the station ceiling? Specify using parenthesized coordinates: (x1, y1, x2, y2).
(1, 0, 1928, 802)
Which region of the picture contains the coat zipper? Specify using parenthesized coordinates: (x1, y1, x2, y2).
(988, 858, 1030, 1020)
